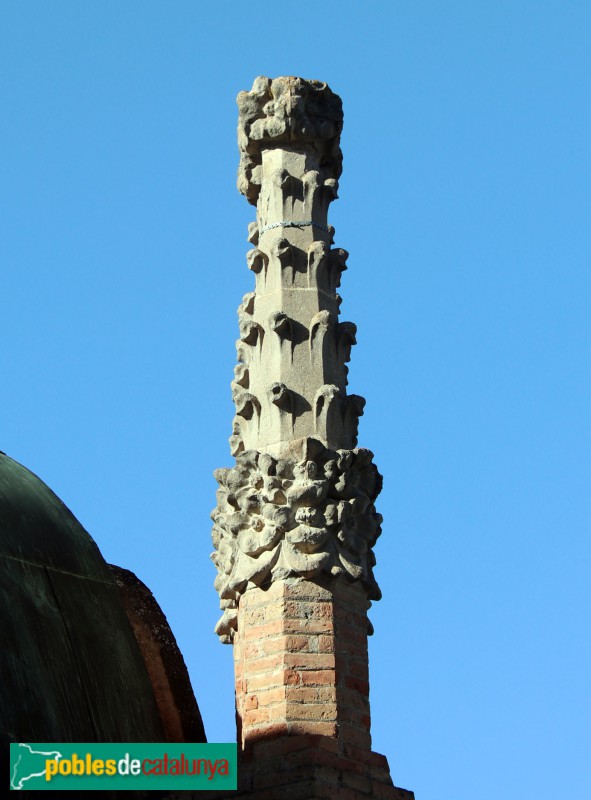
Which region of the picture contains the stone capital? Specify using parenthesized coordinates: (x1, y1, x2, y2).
(237, 76, 343, 205)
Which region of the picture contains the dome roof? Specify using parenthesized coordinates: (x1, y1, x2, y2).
(0, 452, 166, 744)
(0, 451, 113, 578)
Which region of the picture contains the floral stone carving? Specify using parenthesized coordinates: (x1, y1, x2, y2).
(211, 439, 382, 643)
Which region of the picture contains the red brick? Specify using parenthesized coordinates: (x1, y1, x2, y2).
(280, 669, 302, 686)
(282, 616, 333, 634)
(259, 766, 341, 793)
(306, 786, 348, 800)
(317, 634, 335, 653)
(245, 618, 285, 640)
(285, 748, 352, 773)
(252, 735, 319, 759)
(370, 764, 395, 785)
(243, 641, 264, 660)
(242, 601, 285, 626)
(256, 687, 286, 707)
(272, 779, 320, 800)
(333, 606, 367, 628)
(342, 771, 372, 793)
(344, 675, 369, 695)
(290, 686, 337, 704)
(287, 720, 338, 737)
(243, 654, 284, 673)
(341, 743, 373, 766)
(337, 687, 370, 712)
(300, 669, 336, 686)
(244, 721, 288, 742)
(302, 736, 340, 754)
(253, 766, 301, 790)
(372, 780, 400, 799)
(340, 659, 369, 681)
(246, 670, 285, 692)
(339, 723, 371, 750)
(334, 631, 367, 656)
(320, 786, 357, 800)
(283, 686, 319, 704)
(284, 652, 335, 670)
(244, 707, 271, 726)
(284, 703, 337, 721)
(282, 583, 332, 601)
(368, 751, 391, 769)
(253, 737, 342, 763)
(263, 634, 312, 655)
(242, 582, 284, 605)
(284, 600, 334, 621)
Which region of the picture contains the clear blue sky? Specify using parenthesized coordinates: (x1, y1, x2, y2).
(1, 3, 589, 798)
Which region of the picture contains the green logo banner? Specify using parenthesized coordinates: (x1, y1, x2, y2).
(9, 742, 237, 791)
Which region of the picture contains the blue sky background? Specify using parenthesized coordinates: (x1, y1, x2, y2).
(1, 2, 590, 798)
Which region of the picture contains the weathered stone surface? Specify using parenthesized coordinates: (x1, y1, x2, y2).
(237, 76, 343, 206)
(212, 76, 382, 641)
(212, 441, 382, 642)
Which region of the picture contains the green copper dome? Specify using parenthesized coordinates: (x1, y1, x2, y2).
(0, 452, 165, 745)
(0, 451, 114, 579)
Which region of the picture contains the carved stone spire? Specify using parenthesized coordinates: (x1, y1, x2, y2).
(211, 76, 383, 644)
(208, 77, 413, 800)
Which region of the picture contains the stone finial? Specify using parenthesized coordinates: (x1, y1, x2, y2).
(212, 77, 381, 643)
(237, 76, 343, 205)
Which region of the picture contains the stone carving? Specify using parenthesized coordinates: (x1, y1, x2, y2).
(238, 291, 255, 317)
(270, 237, 303, 286)
(247, 222, 259, 245)
(212, 76, 384, 641)
(314, 384, 341, 444)
(237, 76, 343, 205)
(328, 247, 348, 290)
(246, 248, 268, 292)
(307, 242, 347, 292)
(307, 241, 328, 290)
(238, 320, 262, 347)
(343, 394, 366, 448)
(309, 310, 334, 367)
(234, 391, 260, 422)
(337, 321, 357, 365)
(232, 363, 249, 390)
(211, 440, 382, 642)
(270, 312, 295, 364)
(229, 420, 244, 458)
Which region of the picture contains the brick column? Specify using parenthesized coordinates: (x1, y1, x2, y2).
(234, 579, 370, 752)
(220, 579, 413, 800)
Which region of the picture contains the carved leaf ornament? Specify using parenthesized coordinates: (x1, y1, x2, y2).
(211, 441, 382, 642)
